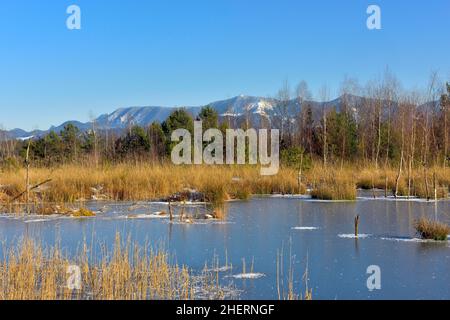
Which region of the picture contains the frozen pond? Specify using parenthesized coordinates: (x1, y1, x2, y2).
(1, 192, 450, 299)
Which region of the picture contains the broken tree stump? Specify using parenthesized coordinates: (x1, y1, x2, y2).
(354, 215, 360, 238)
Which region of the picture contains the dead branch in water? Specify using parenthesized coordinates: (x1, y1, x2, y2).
(0, 179, 52, 212)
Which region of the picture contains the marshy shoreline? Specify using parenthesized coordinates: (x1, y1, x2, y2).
(1, 163, 448, 210)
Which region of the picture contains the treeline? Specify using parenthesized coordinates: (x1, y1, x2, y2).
(0, 106, 227, 167)
(0, 77, 449, 170)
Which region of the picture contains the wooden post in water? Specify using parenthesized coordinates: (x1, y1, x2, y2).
(354, 215, 360, 238)
(168, 201, 173, 221)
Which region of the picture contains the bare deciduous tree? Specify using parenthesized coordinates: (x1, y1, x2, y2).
(319, 85, 330, 167)
(275, 80, 292, 146)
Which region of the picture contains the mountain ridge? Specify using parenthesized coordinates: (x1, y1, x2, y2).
(1, 94, 437, 140)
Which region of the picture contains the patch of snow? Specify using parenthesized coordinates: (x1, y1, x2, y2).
(381, 237, 450, 243)
(182, 201, 207, 205)
(17, 136, 34, 141)
(149, 201, 170, 205)
(205, 266, 233, 273)
(24, 219, 52, 223)
(231, 273, 265, 279)
(221, 112, 243, 117)
(338, 234, 371, 239)
(168, 220, 234, 226)
(292, 226, 319, 230)
(119, 213, 167, 219)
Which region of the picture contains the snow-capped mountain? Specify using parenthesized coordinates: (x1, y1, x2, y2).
(3, 94, 428, 140)
(94, 106, 201, 129)
(209, 95, 278, 117)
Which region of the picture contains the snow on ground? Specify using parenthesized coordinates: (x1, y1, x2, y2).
(168, 220, 234, 226)
(231, 273, 265, 279)
(380, 236, 450, 243)
(117, 213, 168, 219)
(338, 234, 371, 239)
(24, 219, 54, 223)
(204, 266, 233, 273)
(292, 226, 319, 230)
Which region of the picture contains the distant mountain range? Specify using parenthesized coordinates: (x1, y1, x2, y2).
(1, 94, 437, 140)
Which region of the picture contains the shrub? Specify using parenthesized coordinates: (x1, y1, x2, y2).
(414, 217, 450, 241)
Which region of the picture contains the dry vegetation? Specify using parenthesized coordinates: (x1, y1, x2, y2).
(0, 233, 231, 300)
(310, 170, 357, 200)
(356, 166, 450, 199)
(0, 164, 300, 205)
(414, 217, 450, 241)
(0, 163, 448, 207)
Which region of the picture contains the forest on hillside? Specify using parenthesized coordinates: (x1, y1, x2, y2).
(1, 74, 449, 171)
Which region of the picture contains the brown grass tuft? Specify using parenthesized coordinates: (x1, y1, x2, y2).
(414, 217, 450, 241)
(310, 170, 357, 200)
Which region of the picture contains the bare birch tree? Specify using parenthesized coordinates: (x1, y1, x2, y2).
(319, 85, 330, 167)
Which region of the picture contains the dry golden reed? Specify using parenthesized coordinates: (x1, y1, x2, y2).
(0, 164, 299, 204)
(0, 163, 448, 205)
(414, 217, 450, 241)
(0, 233, 229, 300)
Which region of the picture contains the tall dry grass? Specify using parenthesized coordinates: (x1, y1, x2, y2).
(307, 163, 448, 200)
(0, 163, 448, 205)
(356, 165, 450, 198)
(0, 164, 299, 204)
(0, 233, 230, 300)
(309, 170, 357, 201)
(414, 217, 450, 241)
(276, 242, 312, 300)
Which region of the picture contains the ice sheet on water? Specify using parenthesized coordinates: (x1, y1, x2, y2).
(306, 199, 356, 203)
(357, 196, 449, 203)
(0, 214, 71, 223)
(270, 194, 312, 199)
(117, 213, 168, 219)
(168, 220, 234, 226)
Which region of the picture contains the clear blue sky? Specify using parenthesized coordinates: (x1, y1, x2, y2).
(1, 0, 449, 130)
